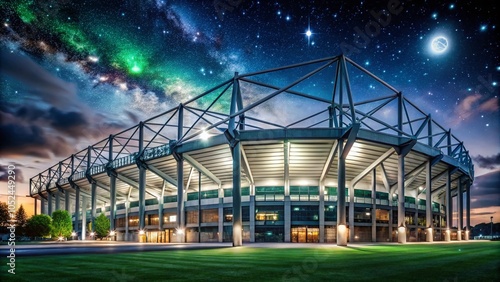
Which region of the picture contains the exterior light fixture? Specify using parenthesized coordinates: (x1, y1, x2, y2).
(110, 230, 116, 236)
(200, 129, 210, 140)
(90, 232, 95, 237)
(139, 230, 145, 235)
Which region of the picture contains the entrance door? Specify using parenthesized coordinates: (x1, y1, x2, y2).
(306, 228, 319, 243)
(292, 227, 318, 243)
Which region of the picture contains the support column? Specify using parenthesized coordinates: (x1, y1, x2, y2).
(371, 169, 377, 243)
(109, 174, 117, 230)
(74, 187, 80, 237)
(65, 190, 70, 212)
(55, 191, 60, 211)
(425, 161, 433, 242)
(218, 186, 223, 243)
(41, 198, 46, 215)
(457, 177, 463, 241)
(349, 183, 355, 242)
(319, 182, 325, 243)
(284, 141, 291, 243)
(81, 196, 88, 240)
(465, 180, 471, 241)
(91, 182, 97, 232)
(35, 198, 38, 215)
(249, 188, 255, 243)
(138, 122, 146, 242)
(125, 201, 129, 241)
(232, 141, 242, 246)
(445, 170, 452, 241)
(397, 154, 406, 244)
(337, 141, 347, 246)
(176, 155, 185, 242)
(47, 191, 53, 216)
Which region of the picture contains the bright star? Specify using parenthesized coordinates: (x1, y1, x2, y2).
(480, 25, 487, 31)
(306, 30, 312, 37)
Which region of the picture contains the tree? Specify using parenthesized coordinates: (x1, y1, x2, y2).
(94, 213, 110, 239)
(0, 202, 9, 227)
(51, 210, 72, 239)
(25, 214, 52, 238)
(15, 205, 28, 235)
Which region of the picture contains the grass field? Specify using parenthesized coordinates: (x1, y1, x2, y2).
(2, 242, 499, 281)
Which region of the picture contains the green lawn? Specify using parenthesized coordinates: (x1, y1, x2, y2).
(2, 242, 499, 281)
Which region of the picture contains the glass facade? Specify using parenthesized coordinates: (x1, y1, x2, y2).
(255, 205, 284, 222)
(255, 186, 284, 201)
(290, 186, 319, 201)
(100, 185, 446, 244)
(291, 205, 319, 221)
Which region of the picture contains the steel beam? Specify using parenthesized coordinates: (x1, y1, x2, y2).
(145, 164, 177, 187)
(351, 148, 395, 187)
(240, 145, 254, 185)
(184, 154, 222, 186)
(319, 140, 338, 183)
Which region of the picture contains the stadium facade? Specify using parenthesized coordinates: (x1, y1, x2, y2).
(30, 55, 474, 246)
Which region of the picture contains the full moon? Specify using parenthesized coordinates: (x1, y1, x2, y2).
(431, 36, 448, 54)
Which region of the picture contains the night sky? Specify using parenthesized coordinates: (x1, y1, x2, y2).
(0, 0, 498, 224)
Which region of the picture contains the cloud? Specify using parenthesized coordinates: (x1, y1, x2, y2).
(0, 49, 77, 108)
(473, 153, 500, 169)
(0, 165, 25, 183)
(450, 94, 499, 125)
(470, 170, 500, 209)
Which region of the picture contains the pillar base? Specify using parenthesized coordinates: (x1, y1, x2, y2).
(426, 228, 433, 242)
(139, 234, 146, 243)
(397, 226, 406, 244)
(465, 230, 469, 241)
(457, 231, 462, 241)
(337, 225, 348, 246)
(445, 229, 451, 242)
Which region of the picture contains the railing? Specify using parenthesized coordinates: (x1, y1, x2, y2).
(142, 144, 170, 161)
(111, 153, 137, 169)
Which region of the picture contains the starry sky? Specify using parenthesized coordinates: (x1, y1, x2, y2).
(0, 0, 498, 225)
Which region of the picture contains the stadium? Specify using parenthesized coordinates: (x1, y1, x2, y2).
(29, 55, 474, 246)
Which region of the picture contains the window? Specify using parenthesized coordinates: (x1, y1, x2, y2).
(255, 206, 284, 221)
(187, 192, 199, 201)
(291, 206, 319, 221)
(130, 201, 139, 208)
(354, 207, 371, 223)
(223, 187, 250, 197)
(256, 186, 284, 201)
(224, 207, 250, 222)
(201, 209, 218, 223)
(324, 205, 337, 221)
(290, 186, 319, 201)
(115, 217, 126, 227)
(129, 215, 139, 226)
(147, 214, 159, 225)
(145, 198, 158, 205)
(376, 209, 389, 223)
(255, 226, 284, 242)
(164, 195, 177, 203)
(163, 213, 176, 223)
(201, 189, 218, 199)
(186, 210, 198, 224)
